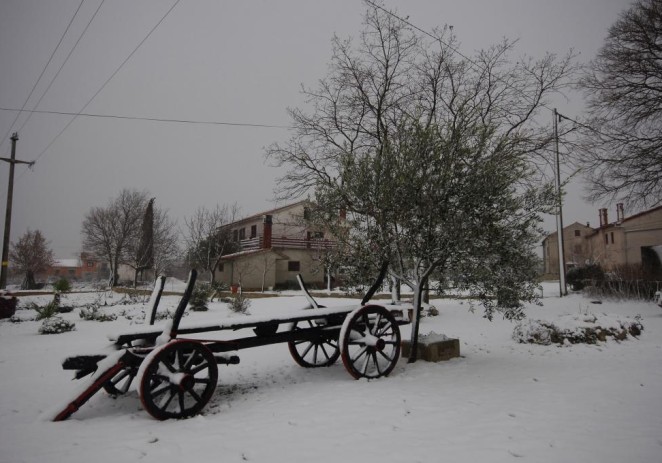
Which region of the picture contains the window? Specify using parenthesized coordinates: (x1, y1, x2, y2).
(87, 261, 94, 268)
(574, 230, 581, 237)
(233, 230, 238, 242)
(218, 263, 224, 272)
(303, 207, 311, 220)
(239, 228, 246, 240)
(611, 232, 615, 244)
(250, 225, 257, 238)
(288, 261, 300, 272)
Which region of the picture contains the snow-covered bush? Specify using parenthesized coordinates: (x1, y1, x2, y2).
(38, 316, 76, 334)
(513, 313, 643, 345)
(229, 295, 251, 314)
(79, 304, 117, 322)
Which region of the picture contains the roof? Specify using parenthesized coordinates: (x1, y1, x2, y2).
(53, 259, 80, 268)
(224, 200, 311, 228)
(586, 204, 662, 236)
(621, 204, 662, 224)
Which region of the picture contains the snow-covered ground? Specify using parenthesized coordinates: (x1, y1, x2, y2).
(1, 282, 661, 463)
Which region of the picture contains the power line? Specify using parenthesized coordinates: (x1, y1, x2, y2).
(0, 107, 292, 129)
(15, 0, 107, 137)
(0, 0, 85, 151)
(27, 0, 182, 168)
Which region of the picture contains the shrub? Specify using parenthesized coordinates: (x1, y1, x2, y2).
(566, 264, 605, 291)
(34, 300, 60, 320)
(229, 295, 251, 314)
(513, 313, 643, 345)
(53, 277, 72, 293)
(79, 304, 117, 322)
(39, 316, 76, 334)
(190, 284, 212, 311)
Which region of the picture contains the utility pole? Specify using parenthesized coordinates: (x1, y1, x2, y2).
(1, 133, 35, 289)
(553, 109, 567, 297)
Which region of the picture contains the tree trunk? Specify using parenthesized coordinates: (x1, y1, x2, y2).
(407, 277, 428, 364)
(21, 271, 36, 290)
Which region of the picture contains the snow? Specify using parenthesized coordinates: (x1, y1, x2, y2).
(1, 283, 661, 462)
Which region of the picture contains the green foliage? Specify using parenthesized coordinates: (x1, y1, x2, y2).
(53, 277, 72, 293)
(34, 300, 60, 320)
(190, 284, 212, 311)
(566, 264, 606, 291)
(39, 316, 76, 334)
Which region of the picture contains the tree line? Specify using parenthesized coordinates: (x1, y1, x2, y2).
(10, 189, 239, 289)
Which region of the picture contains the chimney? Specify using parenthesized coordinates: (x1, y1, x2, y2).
(616, 203, 624, 223)
(262, 215, 272, 249)
(599, 208, 608, 227)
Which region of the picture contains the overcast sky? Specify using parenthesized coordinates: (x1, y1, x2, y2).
(0, 0, 633, 259)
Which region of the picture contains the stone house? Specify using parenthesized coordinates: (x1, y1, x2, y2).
(214, 201, 335, 291)
(44, 252, 109, 282)
(542, 204, 662, 277)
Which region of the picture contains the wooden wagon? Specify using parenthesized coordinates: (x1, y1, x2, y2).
(51, 269, 411, 421)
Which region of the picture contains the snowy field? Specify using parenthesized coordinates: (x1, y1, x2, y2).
(1, 282, 661, 463)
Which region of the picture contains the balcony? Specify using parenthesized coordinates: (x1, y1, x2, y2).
(237, 236, 336, 252)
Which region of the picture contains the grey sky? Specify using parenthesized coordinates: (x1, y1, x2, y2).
(1, 0, 632, 259)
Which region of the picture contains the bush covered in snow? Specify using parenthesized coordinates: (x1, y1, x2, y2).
(513, 313, 643, 345)
(79, 304, 117, 322)
(38, 316, 76, 334)
(229, 295, 251, 314)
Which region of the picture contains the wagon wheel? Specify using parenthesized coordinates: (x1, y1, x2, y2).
(340, 305, 401, 379)
(288, 319, 340, 368)
(137, 340, 218, 420)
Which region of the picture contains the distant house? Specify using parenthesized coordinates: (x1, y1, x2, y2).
(44, 252, 109, 282)
(542, 204, 662, 276)
(214, 201, 335, 290)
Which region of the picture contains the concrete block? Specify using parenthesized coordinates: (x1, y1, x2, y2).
(401, 335, 460, 362)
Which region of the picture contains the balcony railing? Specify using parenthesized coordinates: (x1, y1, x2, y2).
(237, 236, 336, 252)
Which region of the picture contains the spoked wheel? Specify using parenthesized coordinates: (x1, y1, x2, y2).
(137, 340, 218, 420)
(288, 320, 340, 367)
(340, 305, 401, 379)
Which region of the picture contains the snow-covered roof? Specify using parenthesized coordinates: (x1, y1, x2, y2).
(53, 259, 80, 268)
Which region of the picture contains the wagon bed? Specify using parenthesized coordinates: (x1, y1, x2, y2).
(51, 268, 411, 421)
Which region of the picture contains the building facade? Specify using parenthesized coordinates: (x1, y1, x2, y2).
(542, 204, 662, 277)
(214, 201, 335, 290)
(44, 252, 109, 282)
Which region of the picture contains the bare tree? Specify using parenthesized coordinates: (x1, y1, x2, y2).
(233, 259, 256, 294)
(578, 0, 662, 208)
(183, 204, 240, 283)
(81, 189, 148, 286)
(9, 229, 55, 289)
(259, 253, 277, 292)
(268, 2, 572, 361)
